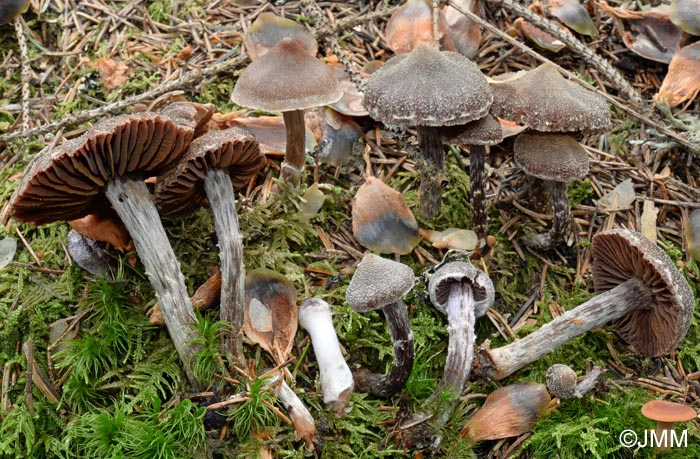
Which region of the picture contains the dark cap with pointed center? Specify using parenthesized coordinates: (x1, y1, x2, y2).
(346, 254, 415, 313)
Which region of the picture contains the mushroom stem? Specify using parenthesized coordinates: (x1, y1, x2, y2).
(574, 365, 603, 397)
(478, 277, 651, 380)
(105, 177, 201, 388)
(298, 299, 354, 414)
(424, 283, 475, 427)
(417, 125, 445, 220)
(655, 421, 675, 450)
(527, 180, 571, 250)
(281, 109, 306, 186)
(354, 300, 415, 397)
(266, 374, 316, 449)
(469, 144, 488, 242)
(527, 176, 551, 214)
(203, 168, 246, 364)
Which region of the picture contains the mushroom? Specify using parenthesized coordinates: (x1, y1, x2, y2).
(670, 0, 700, 35)
(345, 253, 415, 397)
(686, 209, 700, 261)
(460, 382, 551, 442)
(0, 0, 28, 25)
(363, 42, 493, 220)
(231, 37, 342, 186)
(243, 12, 318, 61)
(351, 177, 420, 255)
(401, 260, 494, 448)
(8, 112, 205, 387)
(490, 63, 611, 249)
(440, 113, 504, 242)
(155, 127, 265, 363)
(264, 371, 317, 449)
(477, 229, 694, 380)
(298, 298, 354, 414)
(546, 363, 604, 399)
(513, 132, 589, 249)
(641, 399, 696, 450)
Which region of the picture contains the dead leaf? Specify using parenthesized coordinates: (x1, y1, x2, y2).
(686, 209, 700, 261)
(69, 211, 133, 253)
(442, 0, 483, 59)
(669, 0, 700, 35)
(544, 0, 598, 37)
(385, 0, 455, 53)
(243, 12, 317, 61)
(514, 3, 572, 53)
(655, 42, 700, 108)
(96, 58, 132, 92)
(597, 178, 635, 209)
(641, 200, 658, 243)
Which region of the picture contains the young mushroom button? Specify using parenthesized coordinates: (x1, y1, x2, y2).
(363, 42, 493, 220)
(155, 127, 265, 364)
(478, 230, 694, 380)
(231, 37, 342, 187)
(345, 254, 415, 397)
(8, 112, 203, 387)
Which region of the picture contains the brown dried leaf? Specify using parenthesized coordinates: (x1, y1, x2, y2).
(69, 211, 133, 253)
(96, 58, 132, 92)
(442, 0, 483, 59)
(640, 200, 659, 243)
(655, 42, 700, 107)
(385, 0, 455, 53)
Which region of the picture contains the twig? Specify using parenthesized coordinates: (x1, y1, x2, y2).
(447, 0, 700, 155)
(14, 18, 30, 134)
(329, 3, 402, 35)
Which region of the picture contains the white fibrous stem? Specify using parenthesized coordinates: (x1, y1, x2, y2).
(299, 299, 354, 414)
(274, 377, 316, 449)
(574, 366, 604, 397)
(203, 168, 245, 364)
(105, 177, 200, 388)
(478, 277, 651, 380)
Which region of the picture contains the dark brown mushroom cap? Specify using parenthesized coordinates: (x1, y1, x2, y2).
(346, 254, 415, 313)
(351, 177, 420, 255)
(363, 42, 493, 127)
(591, 229, 694, 357)
(490, 63, 611, 133)
(10, 112, 193, 225)
(514, 132, 589, 182)
(159, 102, 215, 138)
(545, 364, 577, 399)
(642, 399, 697, 423)
(155, 127, 264, 215)
(440, 113, 504, 146)
(231, 37, 342, 112)
(429, 260, 494, 318)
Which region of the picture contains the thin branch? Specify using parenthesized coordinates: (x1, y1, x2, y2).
(448, 0, 700, 154)
(14, 17, 30, 134)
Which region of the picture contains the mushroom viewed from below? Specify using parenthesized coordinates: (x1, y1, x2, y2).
(363, 42, 493, 220)
(9, 111, 203, 387)
(477, 229, 694, 380)
(232, 37, 342, 187)
(156, 127, 265, 364)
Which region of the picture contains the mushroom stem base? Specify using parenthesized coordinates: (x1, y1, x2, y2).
(478, 277, 651, 380)
(417, 125, 445, 220)
(281, 109, 306, 187)
(353, 300, 414, 397)
(204, 169, 245, 364)
(105, 177, 200, 388)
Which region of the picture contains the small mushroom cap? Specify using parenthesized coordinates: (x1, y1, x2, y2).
(155, 127, 264, 215)
(231, 37, 342, 112)
(0, 0, 29, 26)
(351, 177, 420, 255)
(429, 260, 494, 317)
(642, 400, 696, 422)
(346, 254, 415, 313)
(243, 12, 318, 61)
(514, 132, 589, 182)
(10, 112, 193, 224)
(363, 42, 493, 127)
(545, 364, 577, 399)
(490, 63, 611, 133)
(591, 229, 695, 357)
(440, 113, 504, 146)
(159, 102, 215, 138)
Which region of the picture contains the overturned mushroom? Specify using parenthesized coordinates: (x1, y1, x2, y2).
(546, 363, 604, 399)
(477, 230, 694, 380)
(298, 298, 354, 414)
(345, 254, 415, 397)
(9, 112, 204, 387)
(243, 12, 317, 61)
(156, 127, 265, 363)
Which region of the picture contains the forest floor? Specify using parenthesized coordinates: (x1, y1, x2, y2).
(1, 0, 700, 458)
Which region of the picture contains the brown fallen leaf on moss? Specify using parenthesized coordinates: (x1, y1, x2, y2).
(149, 268, 222, 325)
(96, 58, 133, 92)
(385, 0, 455, 53)
(655, 42, 700, 107)
(69, 210, 133, 253)
(514, 3, 572, 52)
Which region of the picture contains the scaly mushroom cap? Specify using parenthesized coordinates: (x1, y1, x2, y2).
(346, 254, 415, 313)
(513, 132, 589, 182)
(10, 112, 194, 224)
(546, 364, 577, 399)
(591, 229, 694, 357)
(231, 37, 342, 112)
(440, 113, 504, 146)
(363, 42, 493, 127)
(642, 399, 697, 423)
(155, 127, 264, 215)
(159, 102, 215, 138)
(243, 12, 318, 61)
(351, 177, 420, 255)
(429, 260, 494, 317)
(490, 63, 611, 133)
